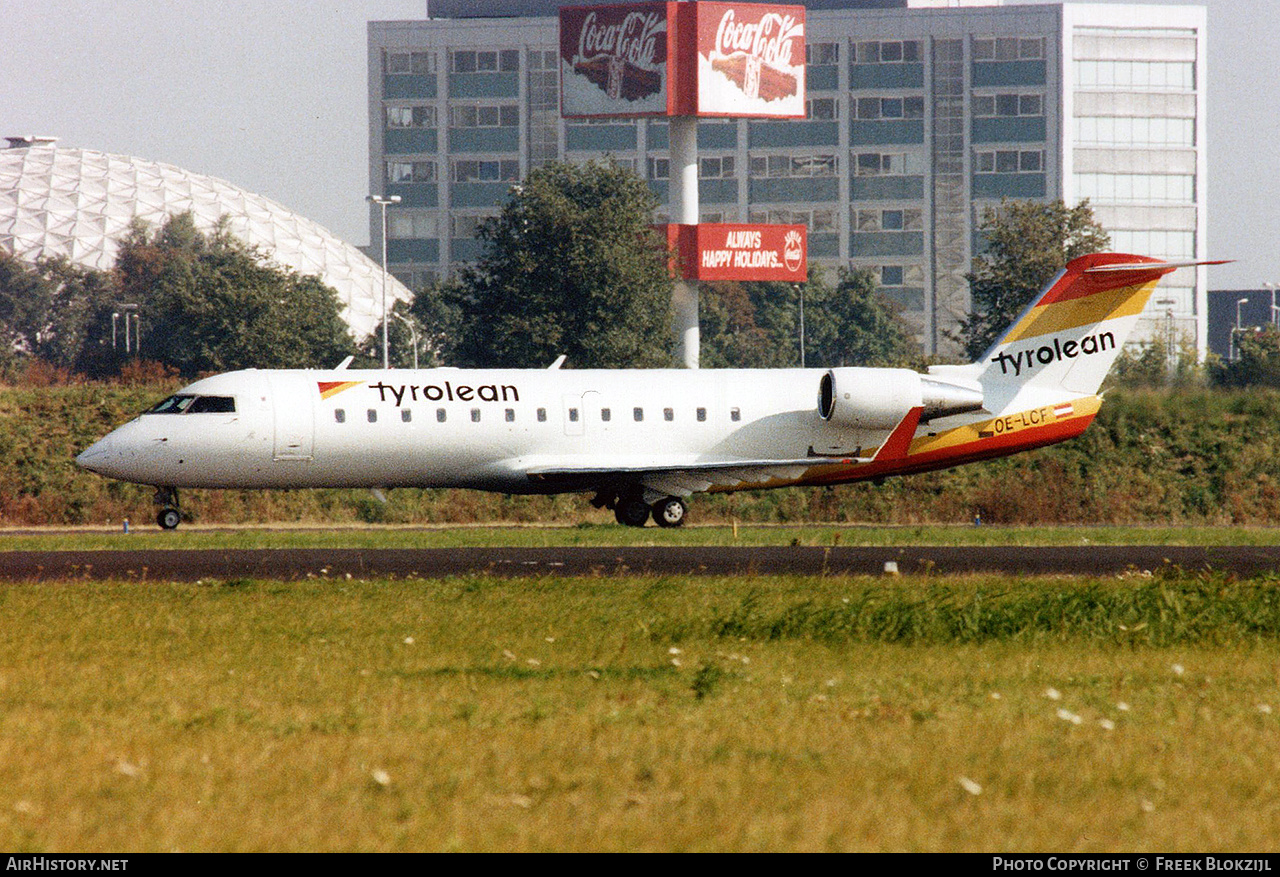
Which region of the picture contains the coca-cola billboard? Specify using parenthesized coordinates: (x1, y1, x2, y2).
(561, 2, 672, 117)
(696, 2, 805, 117)
(664, 223, 807, 281)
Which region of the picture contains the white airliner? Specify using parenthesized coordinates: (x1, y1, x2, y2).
(76, 253, 1211, 529)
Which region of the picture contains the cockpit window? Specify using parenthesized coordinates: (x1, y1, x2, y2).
(188, 396, 236, 413)
(145, 394, 235, 414)
(147, 395, 196, 414)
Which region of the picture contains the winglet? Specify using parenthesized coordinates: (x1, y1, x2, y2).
(548, 355, 567, 370)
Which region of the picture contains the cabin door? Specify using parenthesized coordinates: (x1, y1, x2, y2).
(268, 373, 315, 461)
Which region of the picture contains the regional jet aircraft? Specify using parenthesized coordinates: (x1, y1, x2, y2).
(76, 253, 1211, 529)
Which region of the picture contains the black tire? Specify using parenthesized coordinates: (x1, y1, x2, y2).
(157, 507, 181, 530)
(652, 497, 687, 528)
(614, 497, 651, 527)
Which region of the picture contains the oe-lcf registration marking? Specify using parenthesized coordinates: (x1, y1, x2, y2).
(980, 406, 1056, 438)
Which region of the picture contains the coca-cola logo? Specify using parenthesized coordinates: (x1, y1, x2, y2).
(575, 10, 666, 70)
(713, 9, 802, 68)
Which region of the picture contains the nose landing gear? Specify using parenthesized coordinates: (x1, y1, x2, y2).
(153, 487, 181, 530)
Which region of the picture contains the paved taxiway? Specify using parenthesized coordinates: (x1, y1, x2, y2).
(4, 545, 1280, 580)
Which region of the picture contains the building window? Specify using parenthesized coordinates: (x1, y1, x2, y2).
(853, 151, 925, 177)
(388, 212, 439, 239)
(748, 154, 838, 178)
(879, 265, 925, 287)
(386, 161, 437, 184)
(972, 37, 1045, 62)
(1075, 116, 1195, 148)
(648, 156, 670, 180)
(699, 156, 735, 179)
(975, 150, 1044, 174)
(972, 93, 1044, 118)
(1074, 60, 1192, 91)
(386, 105, 437, 129)
(528, 49, 558, 71)
(855, 208, 924, 232)
(450, 214, 496, 238)
(852, 41, 921, 64)
(806, 97, 839, 120)
(749, 208, 836, 233)
(851, 96, 925, 120)
(387, 51, 436, 75)
(806, 42, 839, 66)
(449, 104, 519, 128)
(452, 159, 520, 183)
(1076, 173, 1195, 203)
(451, 49, 519, 73)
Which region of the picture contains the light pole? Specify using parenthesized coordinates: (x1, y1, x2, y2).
(1233, 297, 1249, 361)
(367, 194, 402, 369)
(393, 312, 420, 371)
(1265, 283, 1279, 326)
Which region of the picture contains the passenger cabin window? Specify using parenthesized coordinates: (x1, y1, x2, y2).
(471, 408, 481, 422)
(437, 408, 447, 422)
(367, 409, 377, 423)
(730, 407, 741, 422)
(505, 408, 515, 422)
(634, 407, 643, 422)
(664, 408, 673, 421)
(569, 408, 579, 422)
(147, 394, 235, 414)
(335, 409, 346, 423)
(696, 407, 707, 422)
(601, 408, 611, 422)
(537, 408, 547, 422)
(401, 409, 412, 422)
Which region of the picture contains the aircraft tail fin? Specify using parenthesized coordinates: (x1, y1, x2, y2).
(967, 253, 1222, 400)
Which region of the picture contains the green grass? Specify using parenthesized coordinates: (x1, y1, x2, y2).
(7, 522, 1280, 551)
(1, 572, 1279, 851)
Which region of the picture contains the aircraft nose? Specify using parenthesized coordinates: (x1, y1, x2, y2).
(76, 435, 117, 473)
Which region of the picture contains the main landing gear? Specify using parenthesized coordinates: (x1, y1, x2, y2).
(599, 489, 688, 528)
(153, 486, 181, 530)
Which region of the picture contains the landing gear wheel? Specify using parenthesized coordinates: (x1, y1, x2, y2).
(157, 507, 181, 530)
(652, 496, 687, 528)
(614, 497, 651, 527)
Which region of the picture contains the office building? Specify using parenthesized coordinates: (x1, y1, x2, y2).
(369, 0, 1208, 356)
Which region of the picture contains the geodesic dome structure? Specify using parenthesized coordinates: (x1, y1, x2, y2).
(0, 138, 411, 340)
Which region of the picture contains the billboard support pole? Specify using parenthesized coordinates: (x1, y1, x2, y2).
(670, 114, 700, 368)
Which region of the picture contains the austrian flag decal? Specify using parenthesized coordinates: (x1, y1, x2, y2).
(317, 381, 362, 400)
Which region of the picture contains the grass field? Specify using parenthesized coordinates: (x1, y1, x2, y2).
(7, 522, 1280, 551)
(1, 570, 1278, 852)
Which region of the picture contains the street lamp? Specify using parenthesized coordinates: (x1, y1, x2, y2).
(393, 312, 420, 371)
(1264, 283, 1279, 326)
(1233, 297, 1249, 361)
(367, 194, 402, 369)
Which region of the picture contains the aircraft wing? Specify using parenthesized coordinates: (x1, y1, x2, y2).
(526, 406, 924, 497)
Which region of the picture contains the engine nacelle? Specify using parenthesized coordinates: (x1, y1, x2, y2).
(818, 368, 985, 430)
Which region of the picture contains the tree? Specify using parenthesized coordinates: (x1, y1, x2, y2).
(114, 214, 357, 375)
(957, 199, 1110, 360)
(1212, 324, 1280, 388)
(699, 267, 921, 370)
(452, 161, 675, 369)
